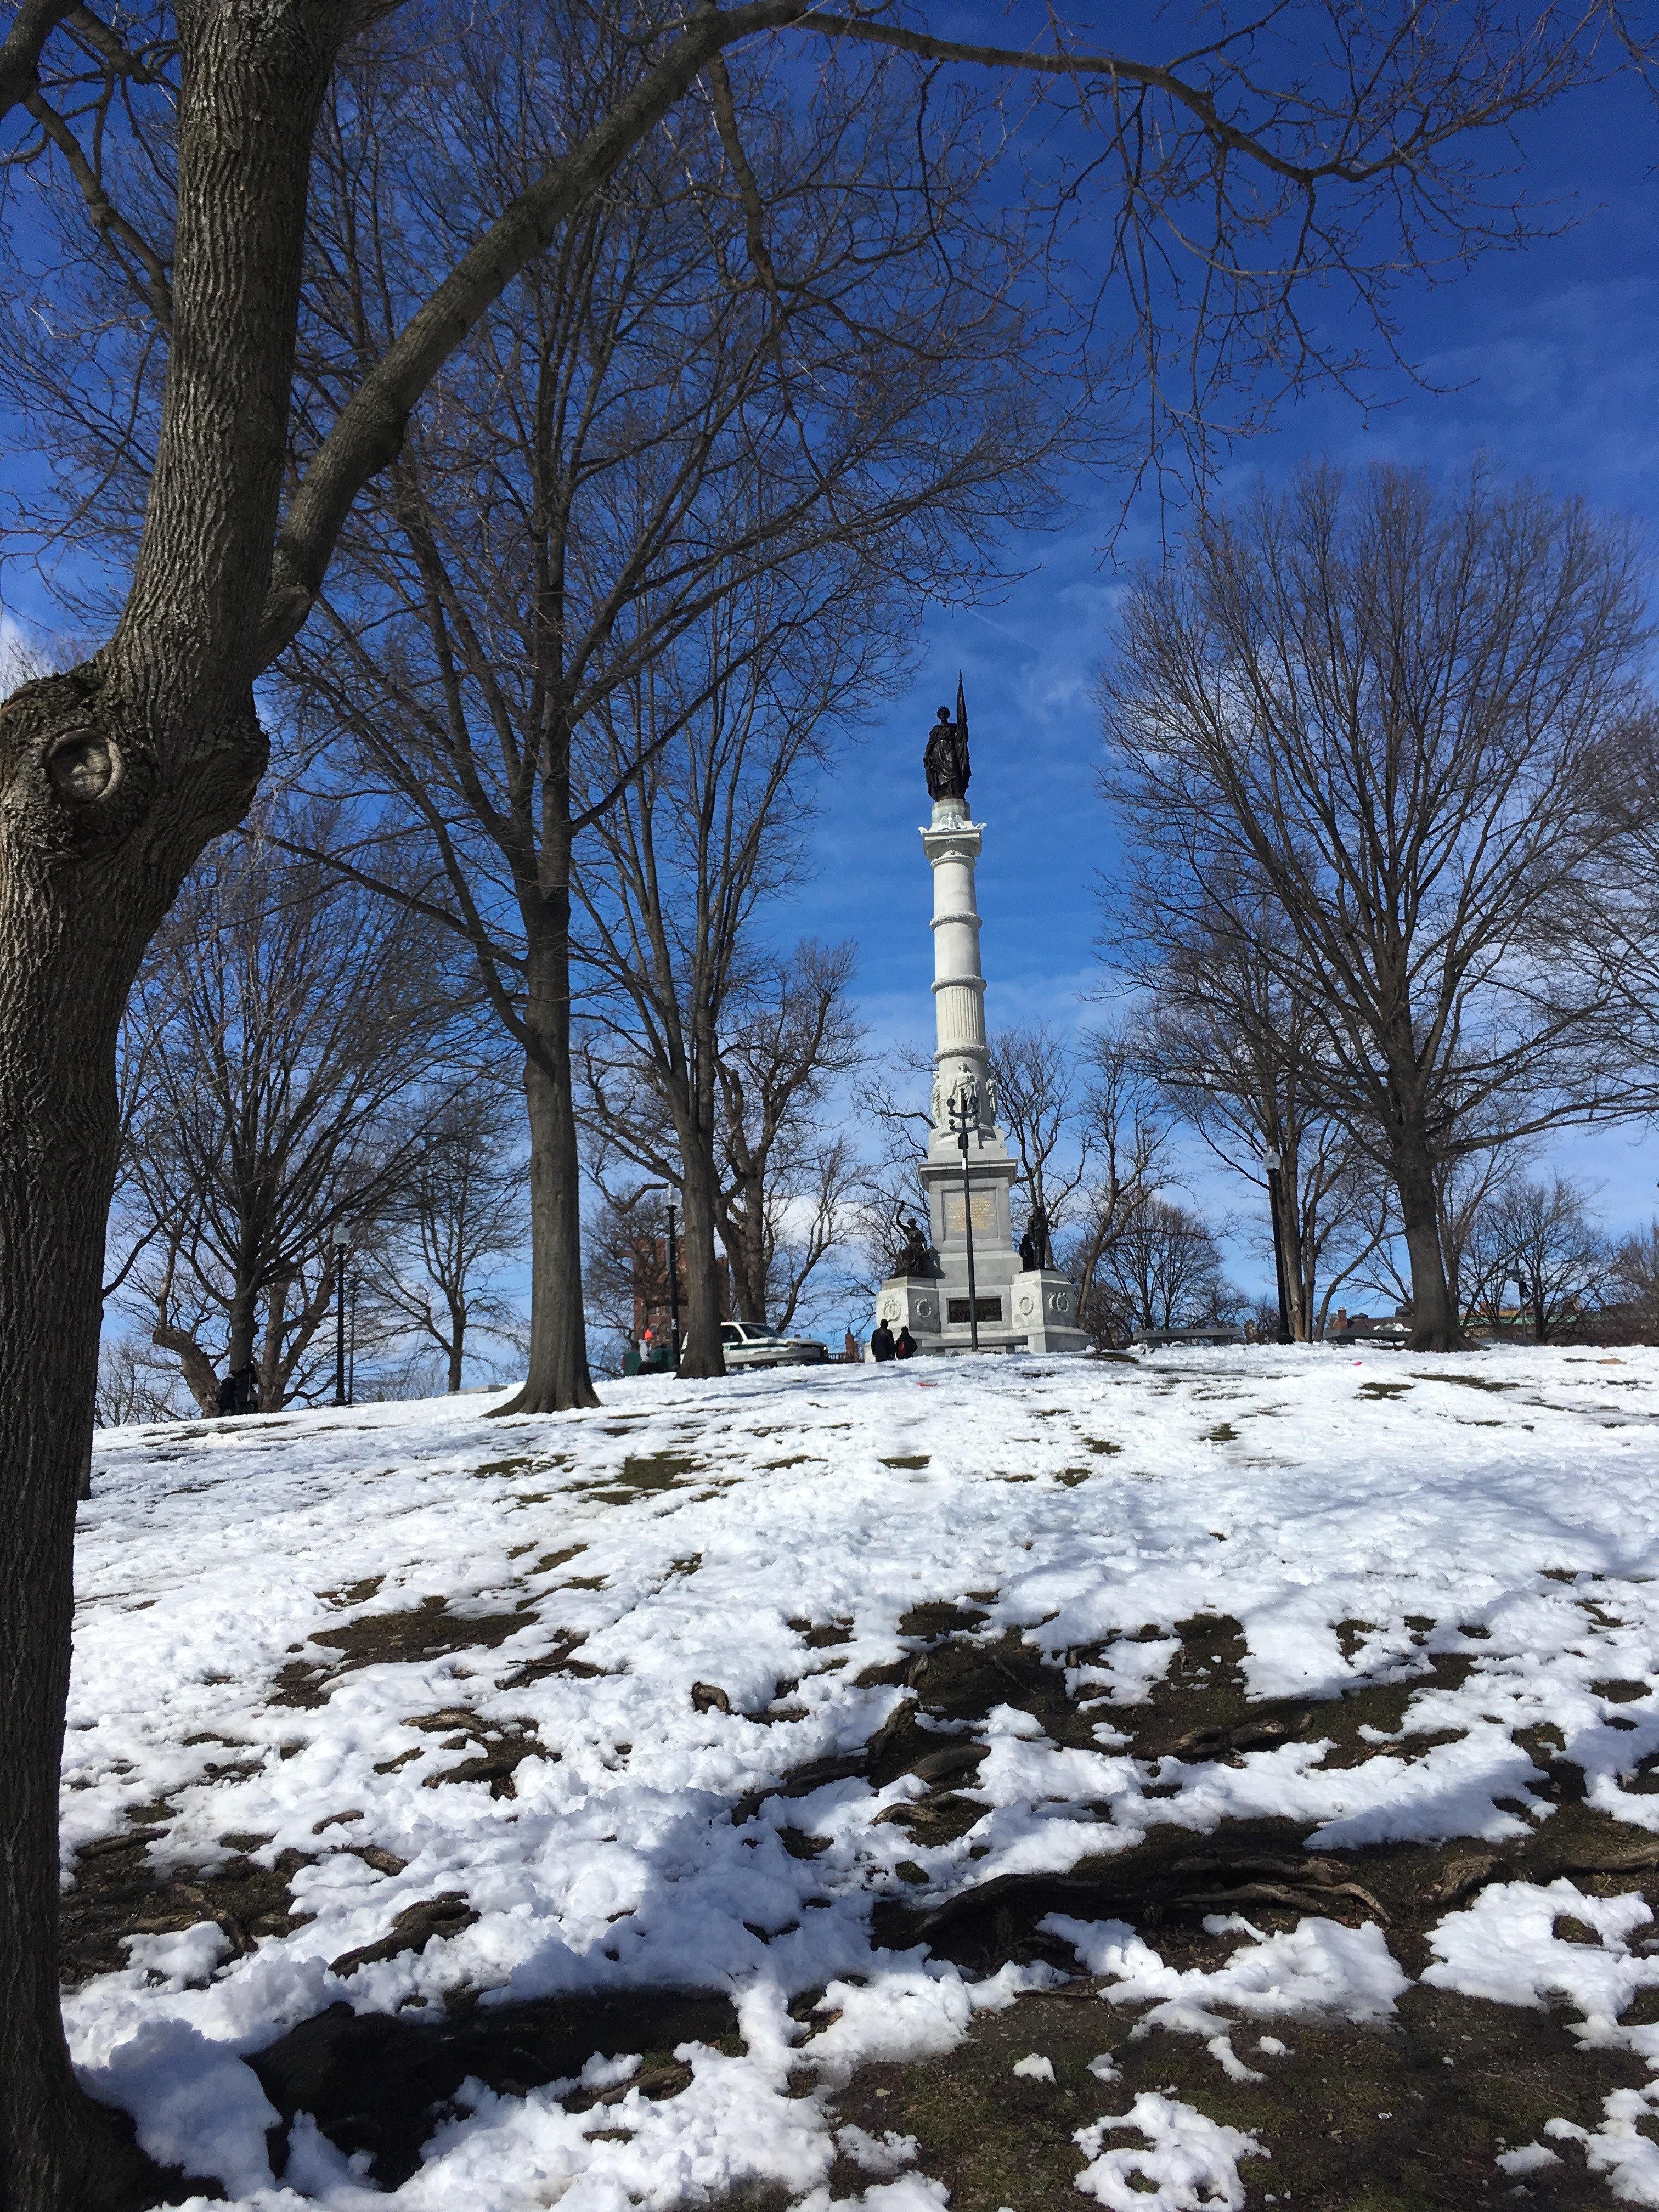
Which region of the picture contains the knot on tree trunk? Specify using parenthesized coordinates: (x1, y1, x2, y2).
(0, 668, 266, 865)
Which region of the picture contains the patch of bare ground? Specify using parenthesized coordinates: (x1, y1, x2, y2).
(61, 1837, 315, 1985)
(822, 1976, 1644, 2211)
(270, 1595, 532, 1706)
(771, 1608, 1659, 2201)
(404, 1708, 551, 1798)
(578, 1451, 703, 1505)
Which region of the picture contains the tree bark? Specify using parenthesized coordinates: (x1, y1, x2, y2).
(0, 670, 262, 2206)
(0, 3, 332, 2193)
(674, 1116, 727, 1379)
(720, 1170, 770, 1327)
(1278, 1149, 1311, 1342)
(495, 932, 599, 1415)
(258, 1267, 292, 1410)
(151, 1322, 221, 1418)
(0, 807, 156, 2210)
(1394, 1136, 1459, 1351)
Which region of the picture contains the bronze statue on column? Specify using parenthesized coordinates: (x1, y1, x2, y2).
(923, 675, 972, 802)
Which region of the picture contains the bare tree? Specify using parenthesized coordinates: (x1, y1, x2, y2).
(1607, 1224, 1659, 1344)
(112, 806, 455, 1414)
(1125, 902, 1390, 1339)
(362, 1075, 528, 1392)
(1463, 1175, 1612, 1342)
(845, 1047, 946, 1291)
(1090, 1198, 1242, 1338)
(1103, 465, 1655, 1352)
(93, 1334, 188, 1429)
(582, 1184, 680, 1364)
(573, 574, 884, 1376)
(988, 1022, 1092, 1245)
(713, 944, 864, 1330)
(1060, 1025, 1171, 1331)
(284, 29, 1057, 1402)
(0, 1, 1628, 2192)
(1434, 1142, 1528, 1325)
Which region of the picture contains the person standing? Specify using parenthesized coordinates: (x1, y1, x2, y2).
(894, 1326, 916, 1360)
(870, 1319, 896, 1362)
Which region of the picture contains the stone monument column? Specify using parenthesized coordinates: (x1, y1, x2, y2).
(872, 682, 1087, 1357)
(923, 795, 995, 1140)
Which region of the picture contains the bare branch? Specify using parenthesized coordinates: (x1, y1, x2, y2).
(257, 0, 817, 663)
(795, 10, 1565, 187)
(23, 87, 172, 327)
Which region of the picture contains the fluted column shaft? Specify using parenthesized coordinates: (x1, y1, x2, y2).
(922, 796, 990, 1136)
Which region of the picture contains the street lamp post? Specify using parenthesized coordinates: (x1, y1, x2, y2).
(333, 1240, 348, 1406)
(1263, 1153, 1293, 1346)
(638, 1185, 682, 1368)
(347, 1274, 360, 1404)
(946, 1084, 982, 1353)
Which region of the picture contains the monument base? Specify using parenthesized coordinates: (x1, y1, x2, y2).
(874, 1265, 1088, 1356)
(1006, 1268, 1090, 1355)
(874, 1274, 945, 1339)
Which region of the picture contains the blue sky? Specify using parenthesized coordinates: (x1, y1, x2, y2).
(4, 29, 1656, 1335)
(787, 62, 1659, 1291)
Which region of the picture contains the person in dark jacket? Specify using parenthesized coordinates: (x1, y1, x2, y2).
(216, 1370, 238, 1417)
(229, 1361, 260, 1414)
(894, 1327, 917, 1359)
(869, 1320, 896, 1362)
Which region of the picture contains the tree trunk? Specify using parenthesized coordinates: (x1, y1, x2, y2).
(716, 1170, 770, 1326)
(151, 1322, 221, 1417)
(258, 1267, 292, 1410)
(1393, 1136, 1459, 1351)
(448, 1312, 466, 1393)
(495, 941, 598, 1414)
(1279, 1156, 1311, 1342)
(674, 1121, 727, 1379)
(0, 673, 259, 2210)
(225, 1277, 258, 1374)
(0, 929, 154, 2208)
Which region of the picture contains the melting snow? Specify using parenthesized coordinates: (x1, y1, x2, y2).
(63, 1345, 1659, 2204)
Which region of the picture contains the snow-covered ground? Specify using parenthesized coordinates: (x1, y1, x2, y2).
(66, 1345, 1659, 2208)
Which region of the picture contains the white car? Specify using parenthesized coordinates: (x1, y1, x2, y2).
(720, 1321, 828, 1369)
